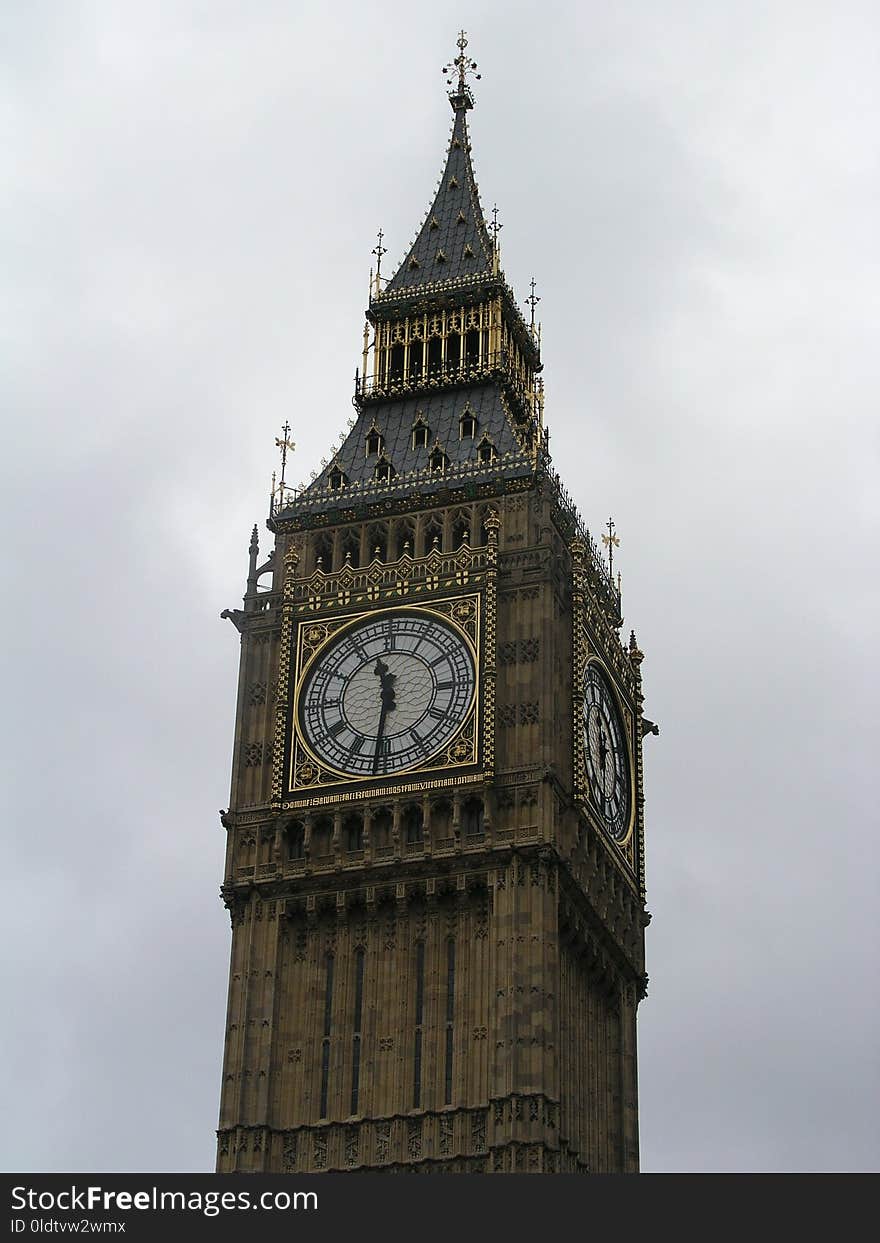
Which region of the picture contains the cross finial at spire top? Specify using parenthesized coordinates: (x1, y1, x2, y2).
(442, 30, 481, 110)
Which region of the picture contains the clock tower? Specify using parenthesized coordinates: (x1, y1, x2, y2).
(216, 35, 653, 1175)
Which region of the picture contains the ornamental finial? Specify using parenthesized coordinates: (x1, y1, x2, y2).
(526, 277, 541, 332)
(371, 228, 387, 295)
(442, 30, 481, 110)
(270, 421, 297, 515)
(275, 421, 295, 487)
(489, 204, 503, 273)
(601, 517, 620, 580)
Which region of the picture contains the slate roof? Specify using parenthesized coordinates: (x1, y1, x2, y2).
(384, 103, 495, 295)
(285, 380, 533, 518)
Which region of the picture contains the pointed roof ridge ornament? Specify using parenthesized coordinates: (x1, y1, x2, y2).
(442, 29, 481, 112)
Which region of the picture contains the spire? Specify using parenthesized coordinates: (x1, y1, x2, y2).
(383, 33, 494, 295)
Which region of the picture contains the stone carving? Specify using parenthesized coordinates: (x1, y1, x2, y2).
(244, 742, 263, 767)
(376, 1121, 391, 1163)
(471, 1111, 487, 1153)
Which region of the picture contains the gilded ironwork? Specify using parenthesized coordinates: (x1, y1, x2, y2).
(442, 30, 481, 107)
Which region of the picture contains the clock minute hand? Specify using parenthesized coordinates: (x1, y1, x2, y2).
(372, 658, 397, 774)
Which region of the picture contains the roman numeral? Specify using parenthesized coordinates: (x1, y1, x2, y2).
(436, 680, 454, 691)
(428, 707, 445, 720)
(327, 720, 346, 737)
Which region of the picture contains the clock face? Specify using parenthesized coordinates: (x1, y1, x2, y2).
(298, 610, 476, 778)
(583, 663, 631, 839)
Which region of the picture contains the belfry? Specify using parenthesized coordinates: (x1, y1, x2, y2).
(217, 34, 653, 1174)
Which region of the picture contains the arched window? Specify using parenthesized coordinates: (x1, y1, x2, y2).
(403, 805, 423, 844)
(408, 340, 424, 384)
(388, 343, 405, 387)
(430, 799, 453, 841)
(477, 435, 496, 465)
(394, 520, 416, 560)
(367, 523, 388, 562)
(424, 515, 443, 552)
(461, 797, 484, 837)
(343, 814, 364, 853)
(312, 816, 333, 858)
(427, 336, 443, 376)
(314, 532, 333, 571)
(452, 513, 471, 547)
(328, 464, 349, 490)
(286, 820, 305, 860)
(374, 455, 395, 484)
(340, 529, 361, 568)
(459, 407, 478, 440)
(411, 415, 430, 449)
(372, 807, 393, 849)
(464, 328, 481, 370)
(365, 425, 384, 457)
(429, 445, 449, 473)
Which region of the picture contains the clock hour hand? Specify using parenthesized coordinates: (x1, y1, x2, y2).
(372, 658, 397, 774)
(598, 728, 608, 777)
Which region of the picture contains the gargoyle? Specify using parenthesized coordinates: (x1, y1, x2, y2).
(220, 608, 246, 632)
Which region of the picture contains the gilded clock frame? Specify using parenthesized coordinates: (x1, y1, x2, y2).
(270, 517, 499, 809)
(289, 597, 481, 789)
(580, 657, 636, 847)
(570, 539, 639, 875)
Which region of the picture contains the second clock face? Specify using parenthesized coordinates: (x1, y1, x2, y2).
(298, 610, 476, 778)
(584, 663, 632, 840)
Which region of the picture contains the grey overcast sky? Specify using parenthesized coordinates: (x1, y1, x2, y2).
(2, 0, 878, 1173)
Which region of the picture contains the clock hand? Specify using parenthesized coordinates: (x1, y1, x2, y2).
(372, 658, 397, 774)
(598, 728, 610, 794)
(372, 701, 388, 775)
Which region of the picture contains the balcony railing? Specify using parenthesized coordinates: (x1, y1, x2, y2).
(355, 349, 538, 422)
